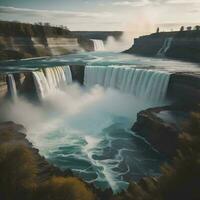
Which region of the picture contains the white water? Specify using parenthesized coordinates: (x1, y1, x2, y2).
(2, 84, 164, 193)
(84, 66, 170, 102)
(32, 66, 72, 100)
(157, 37, 173, 57)
(91, 39, 105, 51)
(3, 65, 171, 193)
(7, 74, 18, 100)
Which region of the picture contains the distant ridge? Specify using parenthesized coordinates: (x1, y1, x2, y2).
(72, 31, 123, 41)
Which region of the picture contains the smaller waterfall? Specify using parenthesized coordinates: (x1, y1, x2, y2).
(32, 66, 72, 100)
(84, 66, 170, 102)
(32, 71, 50, 100)
(91, 39, 105, 51)
(157, 37, 173, 57)
(7, 74, 18, 100)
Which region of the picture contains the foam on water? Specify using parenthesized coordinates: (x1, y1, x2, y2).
(84, 66, 171, 102)
(2, 65, 169, 193)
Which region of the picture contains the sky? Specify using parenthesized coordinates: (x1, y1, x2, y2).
(0, 0, 200, 34)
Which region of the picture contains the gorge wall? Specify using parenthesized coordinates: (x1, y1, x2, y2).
(125, 31, 200, 62)
(72, 31, 123, 42)
(0, 21, 94, 60)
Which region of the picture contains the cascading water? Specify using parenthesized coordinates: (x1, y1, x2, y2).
(7, 74, 18, 100)
(32, 66, 72, 100)
(32, 70, 50, 100)
(84, 66, 170, 102)
(91, 39, 105, 51)
(12, 65, 169, 193)
(157, 37, 173, 57)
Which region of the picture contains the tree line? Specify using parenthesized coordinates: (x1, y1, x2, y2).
(0, 21, 73, 38)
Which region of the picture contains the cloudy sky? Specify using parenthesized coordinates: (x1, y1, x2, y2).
(0, 0, 200, 34)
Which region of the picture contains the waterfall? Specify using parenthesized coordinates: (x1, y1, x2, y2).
(91, 39, 105, 51)
(157, 37, 173, 57)
(84, 66, 170, 102)
(32, 66, 72, 100)
(7, 74, 18, 100)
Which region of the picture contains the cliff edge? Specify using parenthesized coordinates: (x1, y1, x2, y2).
(125, 30, 200, 63)
(0, 21, 94, 60)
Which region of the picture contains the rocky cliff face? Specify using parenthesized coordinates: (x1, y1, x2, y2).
(0, 21, 94, 60)
(132, 104, 199, 157)
(0, 36, 89, 60)
(69, 65, 85, 85)
(167, 72, 200, 104)
(0, 74, 8, 102)
(132, 72, 200, 157)
(125, 31, 200, 62)
(132, 106, 180, 157)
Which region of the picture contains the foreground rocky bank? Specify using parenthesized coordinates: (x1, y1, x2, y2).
(0, 121, 73, 180)
(125, 30, 200, 62)
(0, 121, 99, 200)
(132, 104, 200, 157)
(1, 112, 200, 200)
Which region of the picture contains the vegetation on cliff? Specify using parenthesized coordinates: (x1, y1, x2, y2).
(0, 21, 73, 38)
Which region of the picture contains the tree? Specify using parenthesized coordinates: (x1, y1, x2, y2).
(186, 26, 192, 31)
(195, 25, 200, 31)
(180, 26, 184, 31)
(44, 22, 50, 27)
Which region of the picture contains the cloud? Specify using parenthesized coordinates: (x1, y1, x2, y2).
(0, 6, 112, 19)
(165, 0, 200, 4)
(0, 6, 115, 30)
(112, 0, 200, 7)
(113, 0, 150, 7)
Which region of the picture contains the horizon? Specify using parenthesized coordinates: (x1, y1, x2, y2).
(0, 0, 200, 37)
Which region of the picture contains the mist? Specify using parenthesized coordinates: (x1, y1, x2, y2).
(104, 32, 133, 52)
(1, 83, 154, 143)
(104, 15, 156, 53)
(0, 82, 165, 191)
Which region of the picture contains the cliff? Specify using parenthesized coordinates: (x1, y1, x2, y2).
(132, 105, 189, 157)
(0, 121, 73, 181)
(72, 31, 123, 42)
(167, 72, 200, 104)
(132, 71, 200, 156)
(125, 31, 200, 62)
(0, 21, 94, 60)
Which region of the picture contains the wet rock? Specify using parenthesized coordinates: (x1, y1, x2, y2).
(132, 105, 193, 157)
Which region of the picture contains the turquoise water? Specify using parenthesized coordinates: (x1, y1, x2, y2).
(1, 52, 199, 192)
(9, 84, 166, 193)
(0, 51, 199, 72)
